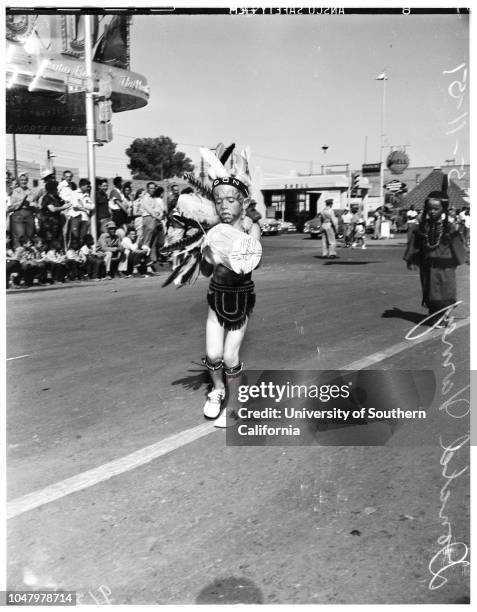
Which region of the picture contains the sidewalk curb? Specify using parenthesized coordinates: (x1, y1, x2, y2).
(6, 276, 164, 295)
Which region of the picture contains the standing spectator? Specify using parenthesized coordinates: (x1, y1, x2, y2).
(167, 182, 180, 213)
(121, 227, 150, 276)
(320, 199, 338, 258)
(406, 204, 419, 238)
(96, 221, 123, 279)
(246, 199, 262, 223)
(80, 234, 106, 280)
(95, 178, 112, 236)
(66, 179, 94, 247)
(44, 240, 68, 283)
(154, 185, 167, 256)
(30, 169, 55, 211)
(58, 170, 74, 199)
(341, 208, 354, 247)
(351, 208, 367, 249)
(140, 182, 165, 270)
(462, 207, 470, 248)
(38, 179, 69, 249)
(8, 174, 38, 247)
(122, 182, 134, 226)
(132, 188, 145, 244)
(373, 206, 383, 240)
(109, 176, 130, 231)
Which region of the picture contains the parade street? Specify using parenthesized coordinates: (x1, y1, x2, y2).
(6, 235, 470, 605)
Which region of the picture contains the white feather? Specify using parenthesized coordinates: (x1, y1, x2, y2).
(200, 147, 229, 179)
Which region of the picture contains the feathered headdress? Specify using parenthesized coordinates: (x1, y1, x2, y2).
(199, 143, 252, 198)
(161, 142, 254, 288)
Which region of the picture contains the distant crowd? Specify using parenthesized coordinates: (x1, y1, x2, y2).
(6, 169, 184, 288)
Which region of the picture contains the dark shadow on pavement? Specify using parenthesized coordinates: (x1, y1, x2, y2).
(316, 258, 382, 265)
(196, 576, 263, 604)
(381, 307, 428, 325)
(171, 365, 209, 392)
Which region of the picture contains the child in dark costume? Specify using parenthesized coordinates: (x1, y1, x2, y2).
(403, 178, 466, 327)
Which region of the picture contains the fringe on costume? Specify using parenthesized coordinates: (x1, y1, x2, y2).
(207, 278, 256, 331)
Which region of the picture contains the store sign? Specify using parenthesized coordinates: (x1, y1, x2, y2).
(385, 180, 407, 193)
(361, 163, 381, 175)
(386, 149, 410, 175)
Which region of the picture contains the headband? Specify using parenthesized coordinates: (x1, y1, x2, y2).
(212, 177, 249, 198)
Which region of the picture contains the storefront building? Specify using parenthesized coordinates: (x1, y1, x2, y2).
(260, 172, 349, 225)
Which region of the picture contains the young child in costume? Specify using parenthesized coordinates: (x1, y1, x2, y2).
(161, 144, 262, 427)
(403, 176, 466, 327)
(201, 170, 262, 427)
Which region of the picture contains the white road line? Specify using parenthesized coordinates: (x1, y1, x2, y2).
(7, 422, 215, 520)
(6, 354, 30, 361)
(7, 317, 470, 520)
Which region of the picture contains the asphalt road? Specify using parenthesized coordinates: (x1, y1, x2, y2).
(6, 234, 470, 604)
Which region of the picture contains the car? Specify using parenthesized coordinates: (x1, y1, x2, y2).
(303, 215, 322, 239)
(277, 221, 297, 233)
(259, 217, 280, 236)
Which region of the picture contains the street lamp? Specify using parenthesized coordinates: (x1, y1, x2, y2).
(376, 70, 388, 207)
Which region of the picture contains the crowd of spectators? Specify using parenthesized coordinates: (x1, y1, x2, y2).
(6, 169, 183, 289)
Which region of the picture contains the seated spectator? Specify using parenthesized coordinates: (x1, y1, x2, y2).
(65, 238, 86, 281)
(121, 227, 150, 276)
(13, 237, 46, 287)
(96, 221, 123, 279)
(45, 240, 68, 283)
(80, 234, 106, 280)
(6, 235, 21, 288)
(31, 236, 49, 284)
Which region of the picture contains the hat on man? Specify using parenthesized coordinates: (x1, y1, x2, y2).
(325, 198, 334, 205)
(41, 169, 55, 180)
(105, 221, 117, 229)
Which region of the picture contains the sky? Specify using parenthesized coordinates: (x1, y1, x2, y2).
(6, 7, 470, 180)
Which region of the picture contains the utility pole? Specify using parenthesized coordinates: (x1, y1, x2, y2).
(12, 133, 18, 180)
(84, 14, 97, 243)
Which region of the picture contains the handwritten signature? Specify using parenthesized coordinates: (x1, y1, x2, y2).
(428, 433, 470, 590)
(405, 300, 470, 590)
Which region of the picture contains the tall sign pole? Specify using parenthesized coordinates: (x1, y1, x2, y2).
(376, 71, 388, 208)
(84, 14, 97, 242)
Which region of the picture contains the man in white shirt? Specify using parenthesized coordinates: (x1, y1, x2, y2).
(140, 182, 166, 270)
(65, 179, 94, 247)
(341, 208, 353, 247)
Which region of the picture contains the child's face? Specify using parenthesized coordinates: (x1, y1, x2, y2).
(212, 185, 244, 224)
(427, 199, 443, 221)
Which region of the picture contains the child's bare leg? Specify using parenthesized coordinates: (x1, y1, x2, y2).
(214, 320, 248, 427)
(205, 308, 225, 391)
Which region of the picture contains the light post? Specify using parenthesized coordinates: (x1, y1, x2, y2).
(376, 71, 388, 207)
(84, 14, 97, 243)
